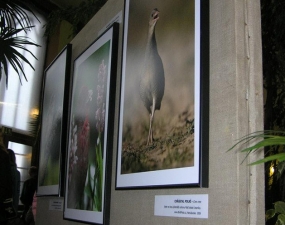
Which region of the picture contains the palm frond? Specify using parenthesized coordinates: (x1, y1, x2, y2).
(0, 0, 40, 30)
(228, 130, 285, 165)
(250, 153, 285, 165)
(0, 26, 40, 87)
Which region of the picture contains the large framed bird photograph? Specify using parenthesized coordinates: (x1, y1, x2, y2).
(116, 0, 209, 188)
(64, 23, 118, 224)
(37, 44, 72, 196)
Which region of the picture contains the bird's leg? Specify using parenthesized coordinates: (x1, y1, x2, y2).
(147, 113, 152, 145)
(147, 98, 156, 145)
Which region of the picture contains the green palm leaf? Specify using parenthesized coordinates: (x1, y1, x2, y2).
(0, 26, 40, 87)
(228, 130, 285, 165)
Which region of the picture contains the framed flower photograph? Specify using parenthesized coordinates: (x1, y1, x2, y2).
(64, 23, 119, 224)
(116, 0, 209, 188)
(38, 44, 72, 196)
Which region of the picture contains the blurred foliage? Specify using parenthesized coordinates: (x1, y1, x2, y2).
(44, 0, 107, 38)
(227, 130, 285, 225)
(266, 201, 285, 225)
(261, 0, 285, 224)
(262, 0, 285, 131)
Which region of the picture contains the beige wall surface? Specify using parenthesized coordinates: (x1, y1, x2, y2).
(36, 0, 265, 224)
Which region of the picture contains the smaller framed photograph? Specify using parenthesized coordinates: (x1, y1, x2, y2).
(64, 23, 119, 224)
(37, 44, 72, 196)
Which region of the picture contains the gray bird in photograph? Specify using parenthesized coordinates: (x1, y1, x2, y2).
(139, 8, 165, 145)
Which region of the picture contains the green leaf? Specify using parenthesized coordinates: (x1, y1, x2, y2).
(277, 214, 285, 225)
(227, 130, 285, 165)
(266, 209, 276, 221)
(84, 164, 93, 198)
(275, 202, 285, 214)
(240, 137, 285, 153)
(250, 153, 285, 165)
(277, 162, 285, 177)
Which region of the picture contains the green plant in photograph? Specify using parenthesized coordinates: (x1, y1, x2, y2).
(94, 134, 103, 211)
(82, 59, 106, 211)
(84, 134, 103, 212)
(228, 130, 285, 224)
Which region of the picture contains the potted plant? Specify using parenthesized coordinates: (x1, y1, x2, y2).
(228, 130, 285, 224)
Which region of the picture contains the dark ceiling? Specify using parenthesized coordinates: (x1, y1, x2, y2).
(49, 0, 83, 8)
(28, 0, 83, 16)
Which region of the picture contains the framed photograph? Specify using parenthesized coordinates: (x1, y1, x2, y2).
(38, 44, 72, 196)
(64, 23, 119, 224)
(116, 0, 209, 188)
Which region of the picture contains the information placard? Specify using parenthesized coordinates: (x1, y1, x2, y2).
(49, 199, 64, 211)
(154, 194, 208, 219)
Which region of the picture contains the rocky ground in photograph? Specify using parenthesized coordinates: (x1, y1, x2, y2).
(121, 110, 195, 174)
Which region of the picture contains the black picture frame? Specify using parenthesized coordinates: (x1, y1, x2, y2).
(37, 44, 72, 196)
(64, 23, 119, 224)
(116, 0, 209, 189)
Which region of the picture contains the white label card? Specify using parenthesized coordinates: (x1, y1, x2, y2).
(49, 199, 64, 211)
(154, 194, 208, 219)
